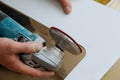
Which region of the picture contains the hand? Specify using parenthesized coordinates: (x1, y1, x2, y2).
(59, 0, 72, 14)
(0, 38, 54, 77)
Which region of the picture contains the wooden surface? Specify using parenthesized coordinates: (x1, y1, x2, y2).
(95, 0, 111, 5)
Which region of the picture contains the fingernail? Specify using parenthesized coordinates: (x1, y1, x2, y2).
(33, 43, 42, 52)
(64, 6, 71, 14)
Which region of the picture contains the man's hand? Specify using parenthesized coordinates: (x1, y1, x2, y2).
(0, 38, 54, 78)
(59, 0, 72, 14)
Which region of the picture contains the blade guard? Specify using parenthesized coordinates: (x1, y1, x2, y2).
(49, 27, 82, 55)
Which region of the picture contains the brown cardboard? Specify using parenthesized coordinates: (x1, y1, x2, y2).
(0, 2, 85, 80)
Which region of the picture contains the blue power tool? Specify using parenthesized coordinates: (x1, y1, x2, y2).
(0, 10, 82, 71)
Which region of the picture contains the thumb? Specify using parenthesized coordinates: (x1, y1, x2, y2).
(14, 42, 42, 54)
(6, 55, 54, 78)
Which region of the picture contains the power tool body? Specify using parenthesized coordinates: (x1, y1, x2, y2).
(0, 11, 82, 71)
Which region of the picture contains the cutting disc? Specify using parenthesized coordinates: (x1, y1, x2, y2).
(49, 27, 83, 55)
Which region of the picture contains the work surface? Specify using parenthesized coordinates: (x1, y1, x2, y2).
(1, 0, 120, 80)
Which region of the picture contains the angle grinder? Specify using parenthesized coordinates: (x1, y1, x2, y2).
(0, 10, 83, 71)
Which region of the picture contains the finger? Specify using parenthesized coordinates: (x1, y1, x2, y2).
(7, 56, 54, 78)
(14, 42, 42, 54)
(19, 63, 54, 77)
(59, 0, 72, 14)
